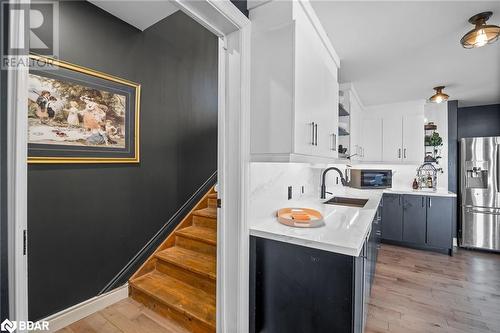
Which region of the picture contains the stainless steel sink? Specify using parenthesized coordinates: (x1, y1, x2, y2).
(324, 197, 368, 208)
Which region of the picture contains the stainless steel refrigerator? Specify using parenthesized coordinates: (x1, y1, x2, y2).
(460, 137, 500, 252)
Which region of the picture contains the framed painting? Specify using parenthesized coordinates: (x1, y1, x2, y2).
(27, 54, 141, 163)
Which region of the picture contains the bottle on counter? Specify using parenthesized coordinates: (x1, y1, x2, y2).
(412, 178, 419, 190)
(427, 175, 433, 188)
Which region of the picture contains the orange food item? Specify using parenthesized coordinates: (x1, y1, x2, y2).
(291, 213, 311, 220)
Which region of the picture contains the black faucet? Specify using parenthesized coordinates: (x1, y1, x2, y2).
(320, 167, 348, 199)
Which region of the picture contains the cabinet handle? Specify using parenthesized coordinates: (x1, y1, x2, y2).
(314, 124, 318, 146)
(404, 148, 407, 159)
(398, 148, 401, 159)
(331, 133, 336, 151)
(311, 122, 315, 146)
(422, 196, 425, 207)
(399, 195, 401, 206)
(429, 197, 432, 208)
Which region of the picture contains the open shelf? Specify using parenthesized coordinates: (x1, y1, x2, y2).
(339, 103, 349, 117)
(338, 127, 350, 136)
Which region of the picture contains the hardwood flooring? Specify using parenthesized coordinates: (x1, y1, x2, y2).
(58, 244, 499, 333)
(366, 244, 500, 333)
(57, 298, 189, 333)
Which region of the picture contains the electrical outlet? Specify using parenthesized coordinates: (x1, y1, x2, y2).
(288, 186, 293, 200)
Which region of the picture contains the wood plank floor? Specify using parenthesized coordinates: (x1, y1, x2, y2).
(366, 244, 500, 333)
(56, 298, 190, 333)
(59, 244, 500, 333)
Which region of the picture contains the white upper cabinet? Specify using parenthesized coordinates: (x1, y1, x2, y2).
(361, 117, 383, 161)
(250, 0, 340, 162)
(402, 114, 424, 163)
(363, 100, 425, 164)
(382, 116, 404, 162)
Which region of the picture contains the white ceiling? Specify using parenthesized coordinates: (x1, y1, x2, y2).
(88, 0, 179, 31)
(311, 1, 500, 107)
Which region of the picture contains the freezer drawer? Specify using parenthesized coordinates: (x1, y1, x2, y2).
(461, 206, 500, 251)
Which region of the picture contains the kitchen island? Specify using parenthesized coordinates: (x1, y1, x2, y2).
(249, 188, 383, 333)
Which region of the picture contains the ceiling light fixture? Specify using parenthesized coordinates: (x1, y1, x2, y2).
(429, 86, 449, 104)
(460, 11, 500, 49)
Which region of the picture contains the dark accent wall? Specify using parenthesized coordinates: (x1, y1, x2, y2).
(28, 2, 217, 321)
(457, 104, 500, 138)
(447, 100, 458, 238)
(447, 100, 458, 194)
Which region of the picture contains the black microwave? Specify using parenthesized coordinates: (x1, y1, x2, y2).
(349, 169, 392, 189)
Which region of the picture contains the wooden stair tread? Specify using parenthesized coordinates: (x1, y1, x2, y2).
(207, 193, 217, 199)
(131, 271, 216, 329)
(193, 207, 217, 219)
(176, 226, 216, 245)
(155, 247, 216, 280)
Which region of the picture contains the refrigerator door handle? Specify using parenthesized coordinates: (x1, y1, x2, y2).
(497, 145, 500, 192)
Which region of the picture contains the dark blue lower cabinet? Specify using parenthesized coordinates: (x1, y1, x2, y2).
(381, 194, 403, 241)
(426, 197, 454, 251)
(249, 234, 379, 333)
(402, 195, 427, 244)
(381, 193, 454, 255)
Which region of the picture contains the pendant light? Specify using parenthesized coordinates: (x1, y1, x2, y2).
(460, 12, 500, 49)
(429, 86, 449, 104)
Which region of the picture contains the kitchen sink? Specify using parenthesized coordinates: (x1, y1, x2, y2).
(324, 197, 368, 208)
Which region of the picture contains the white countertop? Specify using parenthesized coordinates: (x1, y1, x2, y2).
(383, 188, 456, 197)
(249, 187, 456, 258)
(249, 188, 383, 257)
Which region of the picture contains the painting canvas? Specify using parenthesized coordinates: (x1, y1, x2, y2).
(28, 55, 140, 163)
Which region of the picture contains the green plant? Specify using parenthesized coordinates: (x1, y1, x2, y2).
(425, 132, 443, 147)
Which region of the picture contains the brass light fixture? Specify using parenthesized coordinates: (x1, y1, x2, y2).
(460, 11, 500, 48)
(429, 86, 449, 104)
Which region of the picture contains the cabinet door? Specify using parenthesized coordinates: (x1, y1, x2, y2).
(403, 114, 424, 163)
(294, 8, 338, 159)
(381, 194, 403, 241)
(361, 118, 383, 161)
(382, 116, 403, 162)
(402, 195, 427, 244)
(426, 197, 453, 249)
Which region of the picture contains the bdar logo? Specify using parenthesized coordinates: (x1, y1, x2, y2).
(0, 319, 17, 333)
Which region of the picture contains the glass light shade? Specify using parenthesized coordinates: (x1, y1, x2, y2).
(461, 25, 500, 48)
(460, 12, 500, 49)
(429, 87, 449, 104)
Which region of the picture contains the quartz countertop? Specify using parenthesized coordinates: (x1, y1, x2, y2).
(249, 187, 383, 257)
(383, 188, 457, 197)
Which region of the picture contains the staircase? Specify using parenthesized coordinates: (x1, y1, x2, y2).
(129, 189, 218, 332)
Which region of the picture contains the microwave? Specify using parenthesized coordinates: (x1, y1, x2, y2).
(349, 169, 392, 189)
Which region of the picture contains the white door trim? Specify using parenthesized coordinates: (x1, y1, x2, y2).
(173, 2, 251, 332)
(7, 0, 29, 327)
(8, 1, 251, 333)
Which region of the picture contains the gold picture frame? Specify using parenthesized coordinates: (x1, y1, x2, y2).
(28, 54, 141, 164)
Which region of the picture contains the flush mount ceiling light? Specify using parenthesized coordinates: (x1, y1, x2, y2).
(429, 86, 449, 104)
(460, 11, 500, 48)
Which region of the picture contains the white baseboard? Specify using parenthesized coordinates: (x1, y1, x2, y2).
(39, 283, 129, 332)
